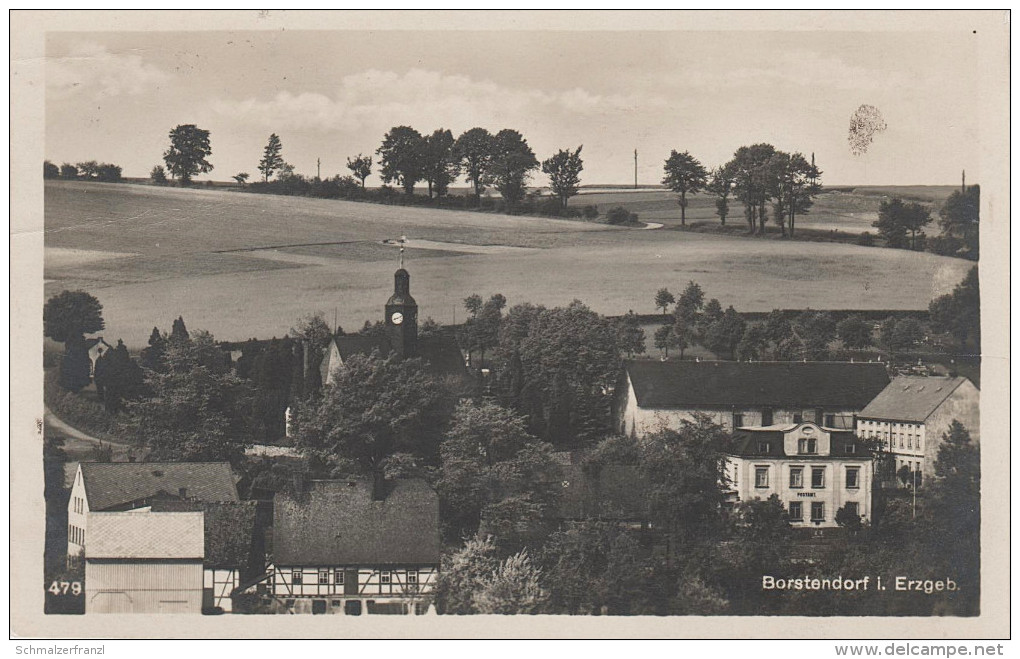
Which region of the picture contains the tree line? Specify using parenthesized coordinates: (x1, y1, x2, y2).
(44, 160, 122, 182)
(868, 184, 979, 260)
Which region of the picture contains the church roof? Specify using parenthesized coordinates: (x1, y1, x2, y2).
(327, 330, 466, 380)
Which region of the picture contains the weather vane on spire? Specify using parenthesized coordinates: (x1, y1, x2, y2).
(399, 235, 407, 269)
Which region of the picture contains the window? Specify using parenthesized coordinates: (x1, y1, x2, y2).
(788, 501, 803, 521)
(757, 441, 771, 454)
(845, 443, 856, 454)
(334, 569, 344, 585)
(732, 413, 744, 428)
(811, 502, 825, 522)
(811, 467, 825, 488)
(789, 467, 803, 488)
(907, 435, 913, 449)
(793, 413, 803, 424)
(762, 408, 773, 426)
(407, 570, 419, 585)
(291, 569, 303, 585)
(318, 569, 329, 585)
(798, 438, 817, 455)
(845, 467, 860, 489)
(844, 502, 859, 517)
(755, 467, 769, 488)
(825, 414, 836, 427)
(380, 571, 391, 584)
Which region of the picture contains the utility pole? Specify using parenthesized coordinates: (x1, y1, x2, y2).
(634, 149, 638, 189)
(317, 158, 321, 181)
(962, 169, 966, 194)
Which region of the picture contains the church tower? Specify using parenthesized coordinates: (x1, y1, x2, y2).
(385, 268, 418, 359)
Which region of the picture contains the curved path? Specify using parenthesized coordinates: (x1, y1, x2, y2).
(43, 405, 132, 449)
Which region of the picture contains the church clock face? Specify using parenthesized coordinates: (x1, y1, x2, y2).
(391, 312, 404, 325)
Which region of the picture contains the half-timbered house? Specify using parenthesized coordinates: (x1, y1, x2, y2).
(270, 477, 440, 615)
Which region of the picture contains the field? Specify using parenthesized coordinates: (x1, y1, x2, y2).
(44, 181, 972, 350)
(568, 185, 960, 233)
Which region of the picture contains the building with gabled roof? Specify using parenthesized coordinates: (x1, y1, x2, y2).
(725, 422, 873, 529)
(269, 477, 440, 615)
(857, 375, 979, 481)
(614, 360, 890, 438)
(85, 511, 204, 614)
(67, 462, 239, 565)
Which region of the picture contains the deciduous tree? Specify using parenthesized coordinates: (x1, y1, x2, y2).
(654, 288, 675, 315)
(662, 150, 708, 226)
(346, 153, 372, 188)
(542, 145, 584, 209)
(489, 129, 539, 213)
(377, 125, 426, 195)
(163, 124, 213, 184)
(454, 127, 495, 203)
(422, 129, 460, 198)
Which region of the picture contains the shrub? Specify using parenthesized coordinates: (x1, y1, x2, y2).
(856, 232, 875, 246)
(926, 234, 964, 256)
(606, 206, 638, 225)
(150, 165, 169, 186)
(582, 205, 599, 220)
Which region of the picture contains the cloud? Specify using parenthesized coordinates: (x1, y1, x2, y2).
(211, 68, 662, 133)
(47, 41, 170, 100)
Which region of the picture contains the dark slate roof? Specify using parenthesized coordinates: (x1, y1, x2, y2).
(859, 376, 971, 422)
(151, 500, 260, 572)
(331, 331, 466, 379)
(730, 426, 869, 459)
(273, 478, 440, 566)
(557, 464, 648, 521)
(624, 360, 890, 409)
(80, 462, 240, 511)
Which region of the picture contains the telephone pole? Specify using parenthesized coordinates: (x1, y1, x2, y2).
(317, 158, 321, 181)
(634, 149, 638, 189)
(962, 169, 966, 194)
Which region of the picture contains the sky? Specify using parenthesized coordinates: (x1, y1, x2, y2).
(45, 28, 982, 186)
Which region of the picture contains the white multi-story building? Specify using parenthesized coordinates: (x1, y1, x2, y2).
(857, 376, 979, 482)
(725, 421, 873, 528)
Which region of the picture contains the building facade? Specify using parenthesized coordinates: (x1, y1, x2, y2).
(857, 376, 980, 481)
(68, 462, 239, 566)
(85, 511, 204, 614)
(269, 477, 440, 615)
(615, 360, 890, 438)
(725, 422, 873, 528)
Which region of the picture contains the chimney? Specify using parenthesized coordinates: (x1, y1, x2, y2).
(178, 487, 188, 499)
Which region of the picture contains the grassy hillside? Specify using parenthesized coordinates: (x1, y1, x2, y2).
(44, 181, 971, 349)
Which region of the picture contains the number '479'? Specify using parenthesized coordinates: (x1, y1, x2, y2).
(48, 581, 82, 596)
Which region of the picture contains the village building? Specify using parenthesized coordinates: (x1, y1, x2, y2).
(857, 375, 980, 482)
(67, 462, 239, 566)
(724, 422, 873, 528)
(269, 477, 440, 615)
(151, 500, 263, 613)
(553, 452, 648, 528)
(614, 360, 890, 438)
(85, 511, 204, 614)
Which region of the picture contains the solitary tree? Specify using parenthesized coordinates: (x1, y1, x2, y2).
(542, 145, 584, 209)
(259, 133, 284, 182)
(377, 125, 426, 195)
(662, 150, 708, 226)
(163, 124, 213, 184)
(454, 128, 495, 204)
(940, 185, 979, 256)
(489, 129, 539, 213)
(232, 172, 250, 187)
(346, 154, 373, 188)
